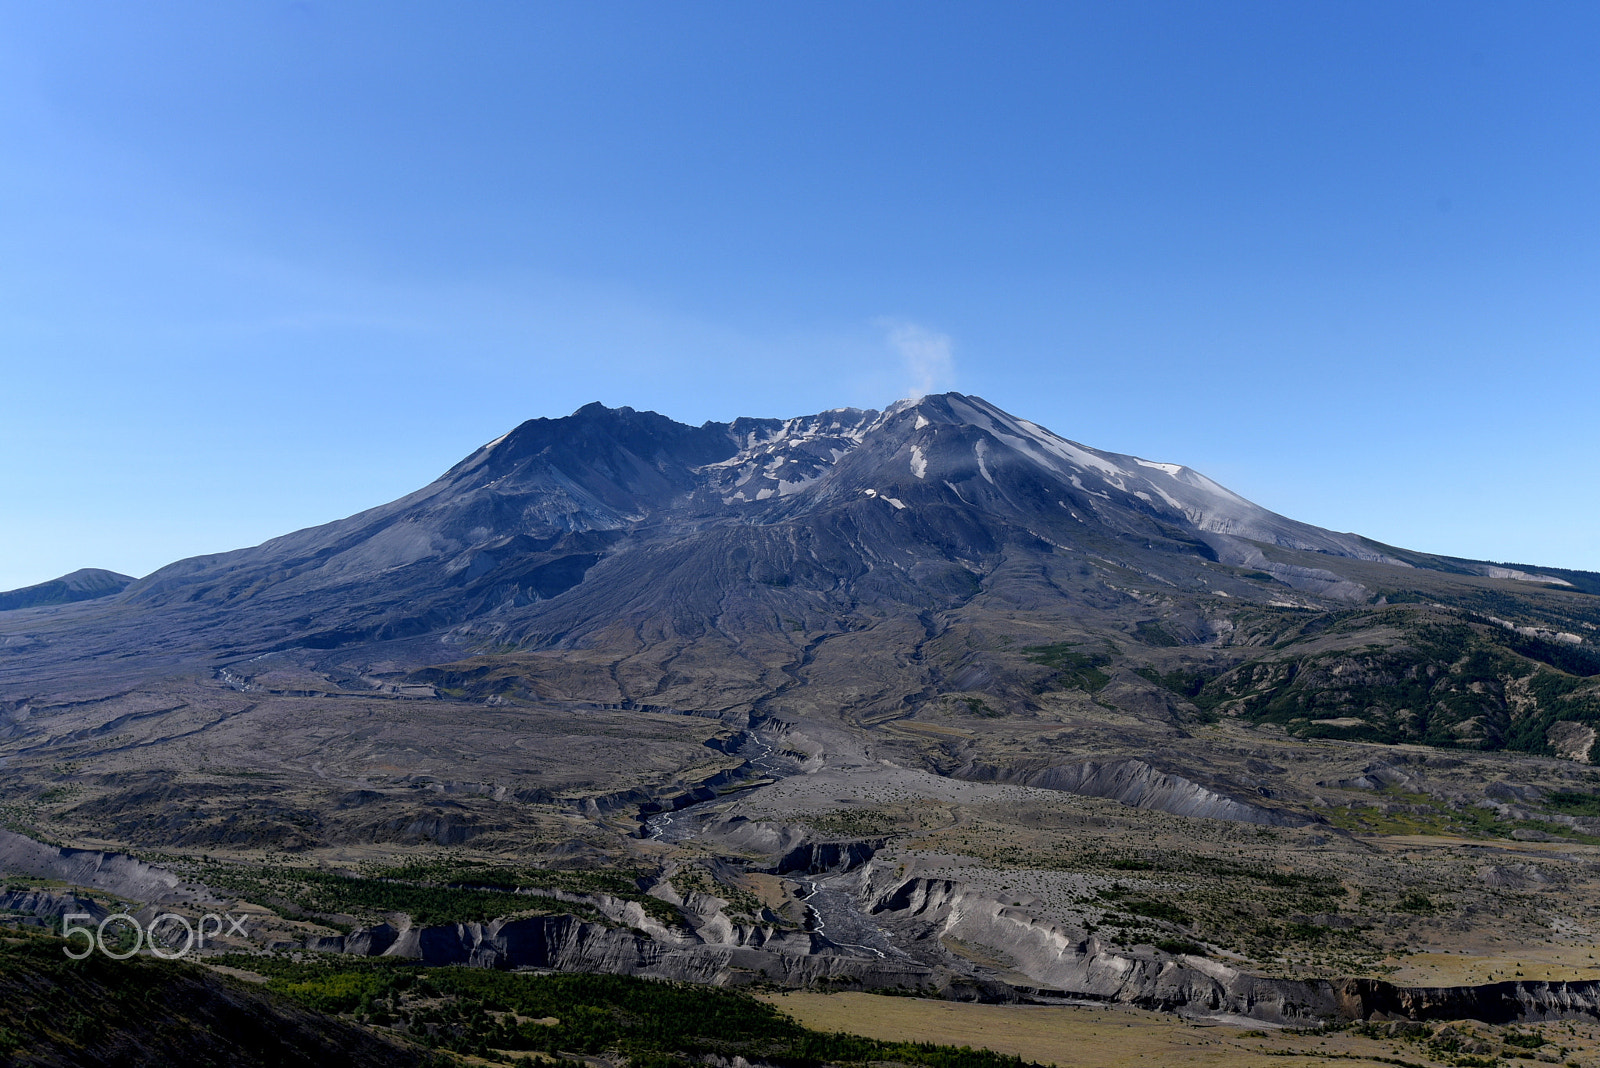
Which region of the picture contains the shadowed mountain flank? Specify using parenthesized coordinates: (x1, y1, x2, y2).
(0, 930, 432, 1067)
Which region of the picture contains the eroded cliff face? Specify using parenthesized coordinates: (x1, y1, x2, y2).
(0, 828, 213, 904)
(859, 868, 1339, 1020)
(305, 880, 1600, 1025)
(857, 864, 1600, 1024)
(0, 889, 110, 922)
(283, 843, 1600, 1026)
(321, 912, 937, 993)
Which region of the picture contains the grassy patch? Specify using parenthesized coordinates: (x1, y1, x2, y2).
(368, 858, 681, 927)
(961, 696, 1002, 717)
(1395, 893, 1443, 914)
(1542, 790, 1600, 817)
(1133, 667, 1217, 702)
(1321, 792, 1600, 845)
(1022, 643, 1111, 692)
(192, 859, 624, 927)
(1185, 608, 1600, 754)
(1099, 893, 1191, 926)
(1133, 621, 1183, 647)
(667, 864, 777, 925)
(807, 805, 905, 839)
(1154, 938, 1208, 957)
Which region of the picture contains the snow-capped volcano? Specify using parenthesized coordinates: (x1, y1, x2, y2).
(2, 393, 1573, 683)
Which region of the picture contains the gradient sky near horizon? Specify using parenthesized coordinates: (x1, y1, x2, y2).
(2, 1, 1598, 592)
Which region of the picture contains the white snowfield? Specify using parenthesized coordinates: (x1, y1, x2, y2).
(697, 392, 1403, 568)
(683, 392, 1571, 590)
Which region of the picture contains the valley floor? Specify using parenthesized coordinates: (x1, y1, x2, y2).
(764, 991, 1600, 1067)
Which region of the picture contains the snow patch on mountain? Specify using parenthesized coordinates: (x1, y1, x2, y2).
(702, 408, 878, 503)
(1480, 566, 1573, 587)
(974, 439, 996, 485)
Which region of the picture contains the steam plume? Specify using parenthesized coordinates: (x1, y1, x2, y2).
(884, 320, 956, 400)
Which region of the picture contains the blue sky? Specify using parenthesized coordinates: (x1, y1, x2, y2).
(2, 1, 1597, 591)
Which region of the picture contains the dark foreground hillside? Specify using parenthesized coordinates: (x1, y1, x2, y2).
(0, 929, 1042, 1068)
(0, 929, 433, 1068)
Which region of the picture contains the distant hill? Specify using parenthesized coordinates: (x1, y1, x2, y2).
(0, 568, 134, 611)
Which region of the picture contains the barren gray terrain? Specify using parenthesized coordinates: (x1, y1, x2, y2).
(4, 394, 1600, 1031)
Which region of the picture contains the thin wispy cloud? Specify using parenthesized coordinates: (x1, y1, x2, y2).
(882, 320, 956, 400)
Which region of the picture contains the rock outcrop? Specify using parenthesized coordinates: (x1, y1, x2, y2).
(768, 839, 883, 876)
(965, 758, 1309, 826)
(862, 869, 1600, 1024)
(318, 913, 936, 992)
(0, 828, 212, 904)
(0, 889, 111, 922)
